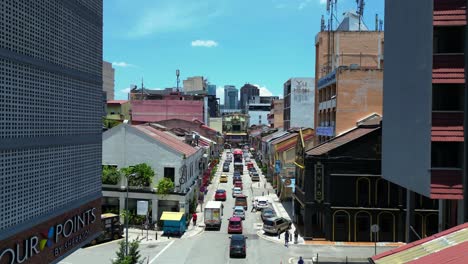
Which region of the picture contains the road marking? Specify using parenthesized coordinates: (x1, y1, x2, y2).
(148, 240, 175, 264)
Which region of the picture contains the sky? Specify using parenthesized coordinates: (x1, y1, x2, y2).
(104, 0, 385, 101)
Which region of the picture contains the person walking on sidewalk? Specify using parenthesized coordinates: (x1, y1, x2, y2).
(251, 199, 257, 212)
(297, 256, 304, 264)
(284, 230, 290, 247)
(192, 212, 198, 227)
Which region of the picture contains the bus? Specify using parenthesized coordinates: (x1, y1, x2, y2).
(233, 149, 244, 175)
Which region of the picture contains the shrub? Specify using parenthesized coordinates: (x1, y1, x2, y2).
(102, 165, 121, 185)
(155, 178, 175, 196)
(121, 163, 154, 187)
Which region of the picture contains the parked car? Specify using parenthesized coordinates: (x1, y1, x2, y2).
(262, 217, 292, 235)
(220, 174, 228, 183)
(223, 165, 230, 172)
(228, 217, 243, 234)
(232, 187, 243, 198)
(229, 234, 247, 258)
(235, 195, 248, 210)
(255, 197, 269, 210)
(234, 180, 243, 190)
(261, 207, 276, 222)
(215, 189, 227, 201)
(244, 156, 251, 162)
(233, 206, 245, 220)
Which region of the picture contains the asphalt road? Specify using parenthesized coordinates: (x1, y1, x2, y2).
(61, 151, 394, 264)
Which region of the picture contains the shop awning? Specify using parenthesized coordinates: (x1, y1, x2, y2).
(160, 211, 184, 221)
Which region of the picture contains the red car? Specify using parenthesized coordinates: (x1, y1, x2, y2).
(228, 217, 243, 234)
(234, 181, 243, 190)
(215, 189, 227, 201)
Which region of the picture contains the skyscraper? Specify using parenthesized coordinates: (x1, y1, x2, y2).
(207, 84, 217, 96)
(240, 83, 259, 112)
(224, 85, 239, 109)
(0, 1, 103, 262)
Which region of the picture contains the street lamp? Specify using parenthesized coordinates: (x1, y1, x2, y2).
(125, 173, 138, 256)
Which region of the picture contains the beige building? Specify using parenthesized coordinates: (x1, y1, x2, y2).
(315, 12, 384, 143)
(268, 99, 284, 128)
(103, 61, 115, 100)
(183, 76, 207, 94)
(209, 117, 222, 133)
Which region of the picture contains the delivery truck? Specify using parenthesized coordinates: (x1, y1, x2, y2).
(204, 201, 224, 230)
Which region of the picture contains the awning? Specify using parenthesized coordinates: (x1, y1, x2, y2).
(160, 211, 184, 221)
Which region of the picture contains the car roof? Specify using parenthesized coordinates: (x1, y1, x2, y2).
(236, 194, 247, 198)
(229, 216, 242, 221)
(231, 234, 245, 240)
(233, 187, 241, 190)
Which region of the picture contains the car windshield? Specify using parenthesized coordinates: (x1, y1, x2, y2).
(263, 220, 274, 226)
(216, 190, 225, 193)
(230, 220, 241, 226)
(231, 239, 244, 246)
(258, 200, 267, 204)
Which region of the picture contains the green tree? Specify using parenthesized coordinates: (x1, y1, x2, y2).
(112, 239, 145, 264)
(120, 163, 154, 187)
(102, 165, 121, 185)
(155, 178, 175, 196)
(103, 118, 121, 129)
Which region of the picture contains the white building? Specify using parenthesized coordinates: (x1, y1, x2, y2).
(102, 123, 204, 222)
(248, 103, 271, 127)
(283, 77, 315, 129)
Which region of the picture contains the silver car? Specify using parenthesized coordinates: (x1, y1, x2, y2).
(233, 206, 245, 220)
(262, 217, 291, 235)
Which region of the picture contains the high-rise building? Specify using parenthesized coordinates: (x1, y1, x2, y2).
(207, 84, 217, 96)
(183, 76, 207, 94)
(224, 85, 239, 110)
(240, 83, 259, 112)
(103, 61, 115, 100)
(283, 78, 315, 130)
(0, 1, 103, 262)
(383, 0, 467, 240)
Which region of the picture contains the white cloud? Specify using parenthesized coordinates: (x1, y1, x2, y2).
(275, 3, 286, 9)
(298, 0, 325, 10)
(112, 61, 135, 68)
(191, 40, 218, 48)
(120, 88, 131, 94)
(253, 84, 274, 97)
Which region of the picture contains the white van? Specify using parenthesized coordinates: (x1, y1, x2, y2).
(204, 201, 224, 230)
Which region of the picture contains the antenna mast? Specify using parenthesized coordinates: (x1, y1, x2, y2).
(356, 0, 365, 31)
(176, 69, 180, 92)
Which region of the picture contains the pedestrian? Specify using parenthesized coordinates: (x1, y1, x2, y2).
(192, 212, 198, 227)
(251, 199, 257, 212)
(294, 230, 299, 244)
(298, 256, 304, 264)
(285, 230, 290, 247)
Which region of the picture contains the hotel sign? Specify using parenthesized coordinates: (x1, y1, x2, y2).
(0, 199, 101, 264)
(316, 126, 334, 137)
(317, 70, 337, 90)
(314, 163, 324, 202)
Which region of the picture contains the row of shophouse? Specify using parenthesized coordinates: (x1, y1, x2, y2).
(101, 118, 223, 225)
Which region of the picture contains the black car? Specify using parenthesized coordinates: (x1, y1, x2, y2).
(223, 165, 230, 172)
(261, 207, 277, 222)
(229, 234, 247, 258)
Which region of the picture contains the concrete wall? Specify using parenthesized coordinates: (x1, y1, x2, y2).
(336, 69, 383, 135)
(273, 99, 284, 128)
(131, 100, 204, 123)
(382, 0, 433, 196)
(290, 78, 315, 128)
(249, 110, 270, 126)
(209, 117, 222, 132)
(103, 61, 115, 100)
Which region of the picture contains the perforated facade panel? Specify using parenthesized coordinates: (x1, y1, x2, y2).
(0, 0, 103, 240)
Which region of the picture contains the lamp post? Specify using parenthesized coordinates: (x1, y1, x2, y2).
(125, 173, 137, 256)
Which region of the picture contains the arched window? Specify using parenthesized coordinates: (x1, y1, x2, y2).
(378, 212, 395, 242)
(375, 178, 390, 207)
(356, 177, 371, 206)
(355, 211, 372, 242)
(333, 210, 351, 241)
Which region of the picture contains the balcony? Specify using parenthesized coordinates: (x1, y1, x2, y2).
(319, 98, 337, 111)
(430, 168, 463, 199)
(433, 54, 465, 84)
(433, 0, 466, 26)
(432, 112, 464, 142)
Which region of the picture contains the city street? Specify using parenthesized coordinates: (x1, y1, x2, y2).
(62, 150, 395, 264)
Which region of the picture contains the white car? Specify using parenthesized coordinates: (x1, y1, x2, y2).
(232, 187, 243, 198)
(255, 197, 270, 210)
(233, 206, 245, 220)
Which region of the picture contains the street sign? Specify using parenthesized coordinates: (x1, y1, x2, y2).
(371, 224, 379, 233)
(137, 200, 149, 216)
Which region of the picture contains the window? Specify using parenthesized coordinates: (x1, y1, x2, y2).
(433, 26, 464, 54)
(431, 142, 463, 168)
(432, 84, 464, 111)
(164, 167, 175, 182)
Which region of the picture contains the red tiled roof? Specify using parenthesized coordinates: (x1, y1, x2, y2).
(431, 169, 463, 199)
(306, 127, 379, 156)
(275, 134, 314, 153)
(107, 100, 128, 104)
(133, 125, 197, 156)
(433, 0, 466, 26)
(372, 222, 468, 264)
(433, 54, 465, 84)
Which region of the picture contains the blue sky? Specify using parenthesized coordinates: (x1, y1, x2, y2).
(104, 0, 384, 100)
